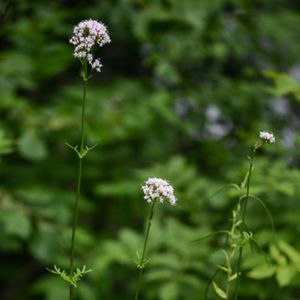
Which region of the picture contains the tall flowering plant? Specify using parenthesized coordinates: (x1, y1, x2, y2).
(205, 131, 275, 300)
(48, 19, 110, 300)
(135, 178, 177, 300)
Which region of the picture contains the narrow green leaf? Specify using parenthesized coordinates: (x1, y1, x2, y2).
(229, 273, 238, 281)
(241, 170, 250, 190)
(221, 250, 231, 271)
(205, 269, 220, 300)
(207, 184, 241, 200)
(218, 265, 229, 273)
(191, 230, 229, 243)
(212, 281, 227, 299)
(248, 194, 275, 231)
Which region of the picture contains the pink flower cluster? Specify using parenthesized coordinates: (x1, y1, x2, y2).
(70, 19, 111, 72)
(259, 131, 275, 144)
(142, 178, 177, 205)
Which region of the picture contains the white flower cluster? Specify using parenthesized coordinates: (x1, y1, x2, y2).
(259, 131, 275, 144)
(142, 178, 177, 205)
(70, 19, 111, 72)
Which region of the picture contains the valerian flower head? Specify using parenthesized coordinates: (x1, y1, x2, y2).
(70, 19, 111, 72)
(142, 178, 177, 205)
(259, 131, 275, 144)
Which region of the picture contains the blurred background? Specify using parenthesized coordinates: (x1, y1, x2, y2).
(1, 0, 300, 299)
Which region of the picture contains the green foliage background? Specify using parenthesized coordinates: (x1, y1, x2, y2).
(1, 0, 300, 299)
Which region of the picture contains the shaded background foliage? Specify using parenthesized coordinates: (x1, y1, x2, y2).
(1, 0, 300, 299)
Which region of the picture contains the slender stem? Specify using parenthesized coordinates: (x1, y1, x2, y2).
(80, 79, 87, 151)
(233, 246, 243, 300)
(242, 157, 253, 223)
(69, 66, 88, 300)
(204, 268, 220, 300)
(233, 154, 254, 300)
(226, 254, 231, 299)
(135, 201, 156, 300)
(135, 269, 143, 300)
(0, 0, 12, 26)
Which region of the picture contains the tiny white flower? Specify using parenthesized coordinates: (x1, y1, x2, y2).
(259, 131, 275, 144)
(142, 178, 177, 205)
(70, 19, 111, 72)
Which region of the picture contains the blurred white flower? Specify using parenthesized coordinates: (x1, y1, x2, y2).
(70, 19, 111, 72)
(142, 178, 177, 205)
(259, 131, 275, 144)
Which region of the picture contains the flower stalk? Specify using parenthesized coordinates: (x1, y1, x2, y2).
(233, 152, 254, 300)
(48, 18, 110, 299)
(233, 131, 275, 300)
(68, 20, 110, 300)
(207, 131, 275, 300)
(135, 201, 156, 300)
(69, 64, 88, 300)
(135, 178, 177, 300)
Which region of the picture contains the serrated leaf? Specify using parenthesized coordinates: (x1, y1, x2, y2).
(277, 240, 300, 264)
(159, 282, 180, 300)
(270, 244, 287, 265)
(0, 129, 13, 155)
(146, 269, 173, 282)
(276, 265, 297, 287)
(264, 71, 300, 100)
(18, 130, 47, 161)
(248, 264, 275, 279)
(1, 208, 31, 238)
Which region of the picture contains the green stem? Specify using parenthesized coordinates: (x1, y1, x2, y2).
(80, 79, 87, 151)
(233, 154, 254, 300)
(135, 269, 143, 300)
(242, 157, 253, 223)
(135, 201, 156, 300)
(204, 268, 220, 300)
(226, 255, 231, 299)
(69, 66, 88, 300)
(233, 246, 243, 300)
